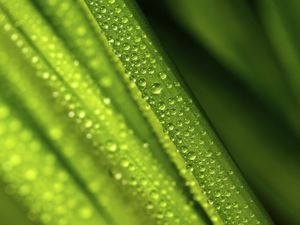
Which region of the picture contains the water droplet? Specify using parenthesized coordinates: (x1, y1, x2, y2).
(115, 7, 122, 14)
(159, 72, 167, 80)
(113, 172, 122, 180)
(85, 120, 92, 128)
(151, 83, 163, 94)
(103, 98, 111, 105)
(25, 169, 37, 180)
(189, 153, 197, 161)
(122, 17, 129, 24)
(106, 140, 117, 152)
(176, 95, 183, 102)
(150, 190, 159, 200)
(137, 78, 147, 87)
(158, 102, 166, 111)
(42, 72, 50, 79)
(181, 146, 188, 154)
(167, 123, 174, 131)
(121, 159, 129, 168)
(79, 207, 93, 219)
(78, 111, 86, 118)
(30, 53, 38, 62)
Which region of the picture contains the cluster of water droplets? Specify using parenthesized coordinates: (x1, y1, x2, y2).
(0, 33, 148, 225)
(0, 102, 106, 225)
(36, 0, 177, 181)
(0, 1, 202, 225)
(84, 0, 265, 224)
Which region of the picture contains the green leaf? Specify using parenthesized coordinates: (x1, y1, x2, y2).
(0, 1, 204, 225)
(0, 0, 274, 224)
(83, 0, 273, 224)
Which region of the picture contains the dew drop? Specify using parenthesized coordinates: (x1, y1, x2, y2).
(106, 140, 117, 152)
(115, 7, 122, 14)
(79, 207, 93, 219)
(181, 146, 188, 154)
(25, 169, 37, 180)
(103, 98, 111, 105)
(121, 17, 129, 24)
(189, 153, 197, 161)
(121, 159, 129, 168)
(151, 83, 163, 95)
(32, 56, 38, 63)
(113, 172, 122, 180)
(158, 102, 166, 111)
(78, 111, 86, 118)
(42, 72, 50, 79)
(159, 72, 167, 80)
(150, 190, 159, 200)
(85, 120, 92, 128)
(137, 78, 147, 87)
